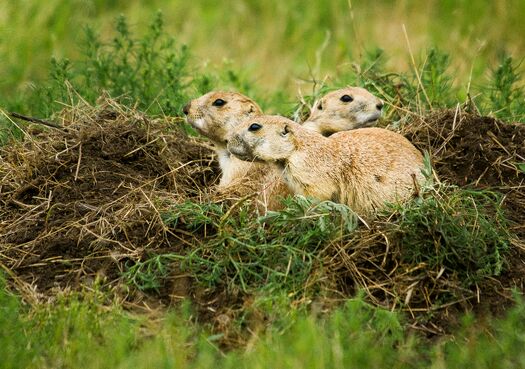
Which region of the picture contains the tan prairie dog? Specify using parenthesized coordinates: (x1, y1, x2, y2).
(302, 87, 384, 136)
(183, 91, 291, 209)
(227, 115, 424, 215)
(183, 91, 264, 188)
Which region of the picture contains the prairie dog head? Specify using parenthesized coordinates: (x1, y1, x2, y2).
(183, 91, 262, 146)
(227, 115, 298, 163)
(303, 86, 383, 136)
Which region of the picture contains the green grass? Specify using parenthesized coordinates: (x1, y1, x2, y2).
(2, 276, 525, 369)
(388, 186, 509, 285)
(166, 197, 356, 293)
(2, 0, 525, 96)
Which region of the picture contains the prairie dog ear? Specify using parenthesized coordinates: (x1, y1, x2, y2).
(246, 103, 257, 115)
(281, 124, 290, 136)
(316, 98, 323, 111)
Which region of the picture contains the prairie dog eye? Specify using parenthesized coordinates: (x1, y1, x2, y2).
(340, 95, 353, 103)
(212, 98, 227, 107)
(248, 123, 262, 132)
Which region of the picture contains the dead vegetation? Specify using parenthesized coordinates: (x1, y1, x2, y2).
(0, 98, 218, 301)
(0, 99, 524, 345)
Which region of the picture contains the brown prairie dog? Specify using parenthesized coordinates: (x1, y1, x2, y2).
(183, 91, 290, 209)
(227, 115, 424, 215)
(183, 91, 264, 188)
(302, 87, 384, 136)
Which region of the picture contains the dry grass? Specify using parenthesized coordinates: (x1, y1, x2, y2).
(0, 97, 218, 303)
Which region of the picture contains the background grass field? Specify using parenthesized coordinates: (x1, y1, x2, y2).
(3, 0, 525, 93)
(1, 1, 525, 368)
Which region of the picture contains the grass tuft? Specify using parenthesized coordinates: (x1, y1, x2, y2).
(486, 54, 525, 122)
(147, 197, 359, 297)
(389, 187, 510, 285)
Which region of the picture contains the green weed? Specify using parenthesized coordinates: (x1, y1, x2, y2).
(38, 11, 191, 117)
(388, 186, 510, 286)
(418, 48, 454, 108)
(128, 197, 358, 297)
(485, 54, 525, 122)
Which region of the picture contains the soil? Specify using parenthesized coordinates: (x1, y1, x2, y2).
(406, 110, 525, 238)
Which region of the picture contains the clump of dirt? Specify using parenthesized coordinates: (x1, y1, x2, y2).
(405, 109, 525, 238)
(0, 98, 219, 296)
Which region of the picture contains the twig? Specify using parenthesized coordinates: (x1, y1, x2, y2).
(10, 112, 65, 130)
(74, 144, 82, 181)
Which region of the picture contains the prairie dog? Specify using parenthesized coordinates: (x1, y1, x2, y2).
(302, 87, 384, 136)
(227, 115, 424, 214)
(183, 91, 263, 187)
(183, 91, 291, 209)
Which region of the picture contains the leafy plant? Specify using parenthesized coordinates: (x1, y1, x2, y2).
(131, 197, 359, 297)
(485, 54, 525, 121)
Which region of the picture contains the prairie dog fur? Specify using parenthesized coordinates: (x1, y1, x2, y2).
(227, 115, 424, 214)
(302, 87, 384, 136)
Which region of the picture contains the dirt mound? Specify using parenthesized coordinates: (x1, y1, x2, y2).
(396, 110, 525, 332)
(0, 99, 219, 296)
(405, 110, 525, 238)
(406, 110, 525, 187)
(1, 103, 524, 345)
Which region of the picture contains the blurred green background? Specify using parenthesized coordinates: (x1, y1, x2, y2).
(2, 0, 524, 99)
